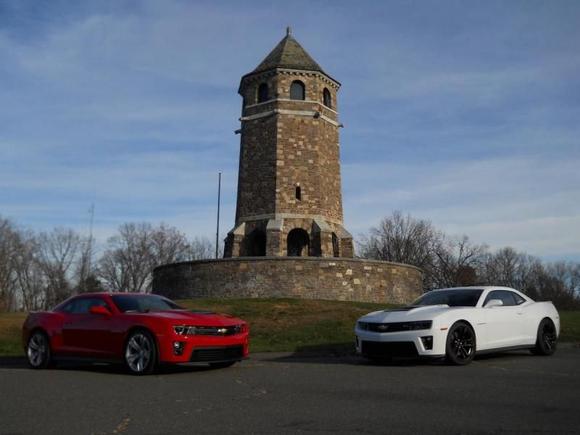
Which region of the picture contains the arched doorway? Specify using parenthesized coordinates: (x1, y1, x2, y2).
(287, 229, 309, 257)
(332, 233, 340, 257)
(244, 229, 266, 256)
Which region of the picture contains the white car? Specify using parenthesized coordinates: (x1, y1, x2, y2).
(355, 286, 560, 365)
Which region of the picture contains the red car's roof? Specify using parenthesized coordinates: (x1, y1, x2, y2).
(73, 292, 163, 297)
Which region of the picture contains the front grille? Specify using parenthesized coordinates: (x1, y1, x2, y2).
(175, 325, 243, 336)
(190, 346, 244, 362)
(192, 325, 242, 336)
(361, 341, 418, 358)
(358, 320, 432, 333)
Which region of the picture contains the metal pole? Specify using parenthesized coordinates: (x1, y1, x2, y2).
(216, 172, 221, 259)
(87, 203, 94, 277)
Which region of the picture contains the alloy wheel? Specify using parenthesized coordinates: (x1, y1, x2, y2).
(27, 333, 49, 368)
(541, 322, 557, 352)
(449, 324, 475, 362)
(125, 333, 153, 373)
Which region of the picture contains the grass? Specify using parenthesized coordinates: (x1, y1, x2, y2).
(0, 312, 26, 356)
(1, 299, 579, 357)
(559, 310, 580, 343)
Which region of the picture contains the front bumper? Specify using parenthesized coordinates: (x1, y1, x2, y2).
(158, 333, 249, 364)
(355, 328, 446, 358)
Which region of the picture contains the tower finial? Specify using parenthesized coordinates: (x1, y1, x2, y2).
(286, 26, 292, 37)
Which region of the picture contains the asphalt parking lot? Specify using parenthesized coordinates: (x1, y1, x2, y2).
(1, 346, 579, 435)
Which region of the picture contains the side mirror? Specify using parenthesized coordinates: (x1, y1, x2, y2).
(484, 299, 504, 308)
(89, 305, 112, 316)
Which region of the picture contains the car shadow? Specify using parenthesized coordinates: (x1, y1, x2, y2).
(0, 355, 231, 376)
(261, 344, 539, 367)
(0, 356, 28, 369)
(261, 343, 442, 367)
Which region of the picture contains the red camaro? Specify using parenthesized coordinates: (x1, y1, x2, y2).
(22, 292, 249, 375)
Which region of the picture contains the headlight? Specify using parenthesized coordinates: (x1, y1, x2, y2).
(174, 325, 188, 335)
(402, 321, 433, 331)
(357, 321, 369, 331)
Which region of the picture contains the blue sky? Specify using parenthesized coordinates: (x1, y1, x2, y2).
(1, 0, 579, 260)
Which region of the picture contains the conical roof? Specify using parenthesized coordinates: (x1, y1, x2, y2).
(251, 28, 325, 75)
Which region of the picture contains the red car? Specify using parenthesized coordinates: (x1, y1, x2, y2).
(22, 293, 249, 375)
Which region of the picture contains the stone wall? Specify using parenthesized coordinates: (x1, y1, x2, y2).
(153, 257, 422, 304)
(236, 70, 343, 224)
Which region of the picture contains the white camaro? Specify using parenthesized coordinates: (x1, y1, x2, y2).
(355, 286, 560, 365)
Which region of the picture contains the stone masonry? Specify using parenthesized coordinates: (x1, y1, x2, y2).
(224, 28, 353, 259)
(154, 258, 422, 304)
(153, 30, 423, 304)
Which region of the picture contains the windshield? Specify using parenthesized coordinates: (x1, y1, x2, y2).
(412, 289, 483, 307)
(111, 294, 183, 313)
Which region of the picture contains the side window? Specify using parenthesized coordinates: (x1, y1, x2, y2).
(60, 300, 76, 313)
(512, 292, 526, 305)
(484, 290, 516, 307)
(68, 298, 108, 314)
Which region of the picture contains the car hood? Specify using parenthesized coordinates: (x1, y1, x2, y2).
(359, 305, 455, 323)
(131, 310, 245, 326)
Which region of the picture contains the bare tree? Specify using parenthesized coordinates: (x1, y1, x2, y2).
(358, 211, 440, 273)
(98, 222, 190, 292)
(431, 235, 487, 288)
(150, 224, 191, 265)
(0, 217, 21, 311)
(36, 228, 82, 308)
(188, 236, 215, 260)
(14, 234, 45, 311)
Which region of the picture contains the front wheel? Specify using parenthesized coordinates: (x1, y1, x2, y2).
(27, 331, 52, 369)
(531, 318, 557, 356)
(124, 330, 157, 375)
(445, 321, 476, 365)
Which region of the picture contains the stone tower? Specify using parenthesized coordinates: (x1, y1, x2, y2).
(224, 29, 353, 259)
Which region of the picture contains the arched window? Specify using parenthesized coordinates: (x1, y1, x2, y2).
(287, 229, 309, 257)
(332, 233, 340, 257)
(295, 186, 302, 201)
(323, 88, 332, 108)
(257, 83, 269, 103)
(290, 80, 305, 100)
(244, 229, 266, 256)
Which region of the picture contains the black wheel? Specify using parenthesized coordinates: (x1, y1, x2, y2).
(446, 321, 476, 365)
(531, 318, 557, 356)
(124, 330, 157, 375)
(209, 361, 237, 369)
(27, 331, 52, 369)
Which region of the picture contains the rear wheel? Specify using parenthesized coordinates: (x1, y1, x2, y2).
(124, 330, 157, 375)
(446, 321, 476, 365)
(531, 318, 557, 356)
(27, 331, 52, 369)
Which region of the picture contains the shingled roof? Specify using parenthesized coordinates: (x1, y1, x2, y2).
(251, 28, 325, 75)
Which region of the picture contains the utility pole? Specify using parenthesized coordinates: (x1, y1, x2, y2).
(215, 172, 221, 259)
(87, 203, 95, 277)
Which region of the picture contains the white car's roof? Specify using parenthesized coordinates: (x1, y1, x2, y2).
(429, 286, 518, 292)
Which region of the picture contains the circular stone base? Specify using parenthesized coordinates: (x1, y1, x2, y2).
(153, 257, 422, 304)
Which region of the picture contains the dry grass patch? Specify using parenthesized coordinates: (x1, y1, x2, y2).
(0, 312, 26, 355)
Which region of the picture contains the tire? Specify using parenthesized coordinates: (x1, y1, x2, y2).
(209, 361, 237, 369)
(27, 331, 52, 369)
(124, 330, 157, 375)
(531, 318, 557, 356)
(445, 321, 476, 365)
